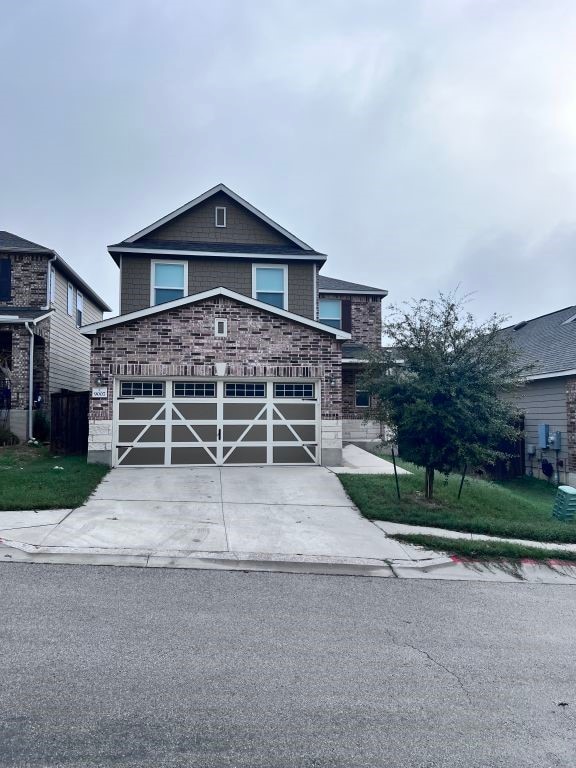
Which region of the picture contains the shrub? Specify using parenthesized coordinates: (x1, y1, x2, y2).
(0, 426, 19, 446)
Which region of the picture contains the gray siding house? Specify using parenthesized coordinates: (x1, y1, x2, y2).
(501, 306, 576, 485)
(83, 183, 387, 467)
(0, 232, 110, 440)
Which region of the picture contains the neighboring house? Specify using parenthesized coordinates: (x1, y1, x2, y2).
(500, 306, 576, 485)
(0, 232, 111, 440)
(82, 183, 387, 467)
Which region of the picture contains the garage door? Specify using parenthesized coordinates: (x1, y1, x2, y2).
(114, 379, 319, 466)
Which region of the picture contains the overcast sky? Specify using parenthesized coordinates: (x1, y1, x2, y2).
(2, 0, 575, 322)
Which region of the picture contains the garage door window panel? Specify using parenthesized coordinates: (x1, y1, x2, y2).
(120, 381, 165, 398)
(274, 383, 315, 398)
(173, 382, 216, 398)
(225, 382, 266, 398)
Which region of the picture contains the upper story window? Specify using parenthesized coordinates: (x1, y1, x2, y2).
(151, 261, 187, 305)
(49, 265, 56, 304)
(76, 291, 84, 327)
(319, 299, 342, 329)
(215, 206, 227, 227)
(0, 258, 11, 301)
(67, 282, 74, 316)
(253, 265, 287, 309)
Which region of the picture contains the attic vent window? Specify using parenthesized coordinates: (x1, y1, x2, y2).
(215, 206, 227, 228)
(215, 318, 228, 337)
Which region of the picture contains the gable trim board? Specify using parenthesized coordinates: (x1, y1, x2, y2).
(108, 246, 325, 262)
(81, 286, 351, 340)
(123, 183, 313, 251)
(527, 369, 576, 381)
(318, 288, 388, 296)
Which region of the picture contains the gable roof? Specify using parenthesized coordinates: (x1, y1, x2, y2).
(81, 286, 351, 339)
(499, 306, 576, 379)
(318, 275, 388, 296)
(0, 230, 111, 312)
(121, 183, 313, 251)
(0, 231, 52, 252)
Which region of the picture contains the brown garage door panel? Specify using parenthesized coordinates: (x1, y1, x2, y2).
(174, 403, 217, 420)
(273, 424, 317, 442)
(222, 424, 267, 442)
(118, 403, 165, 420)
(118, 424, 166, 443)
(171, 446, 217, 464)
(172, 424, 218, 442)
(118, 447, 166, 465)
(223, 446, 267, 464)
(273, 404, 316, 420)
(273, 446, 316, 464)
(223, 403, 266, 420)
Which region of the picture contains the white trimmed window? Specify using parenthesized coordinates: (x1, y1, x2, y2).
(67, 282, 74, 316)
(120, 381, 165, 397)
(215, 206, 227, 227)
(319, 299, 342, 329)
(49, 265, 56, 304)
(151, 261, 187, 305)
(253, 265, 287, 309)
(76, 291, 84, 327)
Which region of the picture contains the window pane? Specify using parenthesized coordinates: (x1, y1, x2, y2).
(319, 299, 341, 320)
(121, 381, 165, 397)
(355, 390, 370, 407)
(173, 382, 216, 397)
(321, 318, 341, 329)
(256, 268, 284, 291)
(274, 383, 314, 398)
(257, 292, 284, 309)
(155, 288, 184, 304)
(154, 263, 185, 288)
(225, 383, 266, 397)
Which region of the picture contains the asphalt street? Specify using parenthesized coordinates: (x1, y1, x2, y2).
(1, 564, 575, 767)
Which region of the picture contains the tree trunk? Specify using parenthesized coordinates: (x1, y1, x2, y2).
(425, 466, 435, 499)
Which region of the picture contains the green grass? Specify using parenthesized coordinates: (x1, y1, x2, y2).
(0, 445, 109, 510)
(339, 458, 576, 543)
(390, 533, 576, 564)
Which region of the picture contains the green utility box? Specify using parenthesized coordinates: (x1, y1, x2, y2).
(552, 486, 576, 521)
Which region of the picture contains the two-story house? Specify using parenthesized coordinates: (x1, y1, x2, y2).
(0, 232, 110, 441)
(82, 184, 386, 467)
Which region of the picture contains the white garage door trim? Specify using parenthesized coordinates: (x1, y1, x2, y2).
(112, 378, 321, 467)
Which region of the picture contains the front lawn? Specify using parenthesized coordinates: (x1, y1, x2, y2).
(0, 445, 108, 510)
(339, 459, 576, 543)
(390, 533, 576, 565)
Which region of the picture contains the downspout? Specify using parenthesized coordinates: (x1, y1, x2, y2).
(43, 251, 58, 310)
(24, 320, 35, 440)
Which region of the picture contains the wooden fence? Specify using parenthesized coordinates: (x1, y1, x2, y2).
(50, 390, 89, 455)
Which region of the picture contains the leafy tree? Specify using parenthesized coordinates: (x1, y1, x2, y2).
(363, 293, 528, 498)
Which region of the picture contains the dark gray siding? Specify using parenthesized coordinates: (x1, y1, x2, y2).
(288, 262, 314, 319)
(120, 256, 150, 314)
(188, 259, 251, 296)
(120, 256, 315, 319)
(140, 191, 293, 246)
(48, 269, 103, 394)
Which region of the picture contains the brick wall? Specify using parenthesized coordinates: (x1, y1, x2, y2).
(0, 253, 48, 307)
(89, 295, 342, 422)
(321, 293, 382, 346)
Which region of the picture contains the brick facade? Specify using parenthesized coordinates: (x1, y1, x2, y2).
(1, 252, 48, 307)
(89, 295, 342, 432)
(321, 293, 382, 346)
(88, 296, 343, 465)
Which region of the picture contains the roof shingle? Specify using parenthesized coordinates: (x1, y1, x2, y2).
(499, 306, 576, 376)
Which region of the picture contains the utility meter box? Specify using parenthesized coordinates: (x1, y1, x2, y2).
(538, 423, 549, 449)
(549, 431, 562, 450)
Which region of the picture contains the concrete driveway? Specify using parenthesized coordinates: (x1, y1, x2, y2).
(24, 466, 407, 563)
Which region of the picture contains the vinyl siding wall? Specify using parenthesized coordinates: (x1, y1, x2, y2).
(506, 377, 570, 482)
(48, 269, 102, 394)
